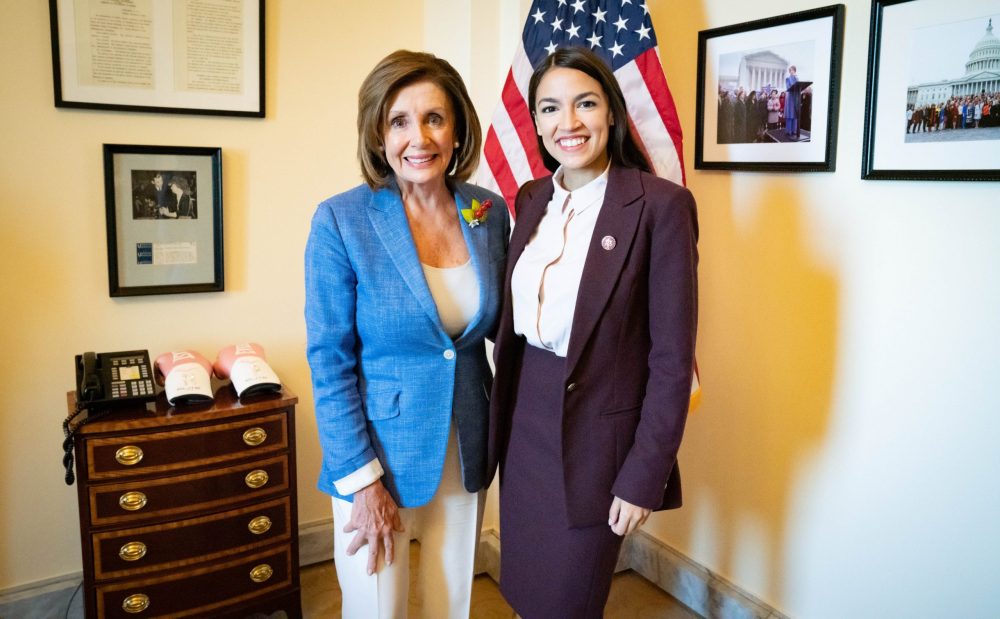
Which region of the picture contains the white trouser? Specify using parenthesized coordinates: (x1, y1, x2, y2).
(332, 427, 484, 619)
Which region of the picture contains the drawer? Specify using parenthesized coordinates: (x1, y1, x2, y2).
(85, 413, 288, 480)
(93, 497, 291, 580)
(96, 545, 292, 618)
(87, 456, 288, 527)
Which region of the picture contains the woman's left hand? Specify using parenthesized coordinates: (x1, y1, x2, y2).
(608, 496, 651, 536)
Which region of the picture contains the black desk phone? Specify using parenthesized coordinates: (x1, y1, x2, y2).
(63, 350, 157, 485)
(76, 350, 156, 406)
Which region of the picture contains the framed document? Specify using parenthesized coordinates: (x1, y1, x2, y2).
(861, 0, 1000, 180)
(50, 0, 264, 117)
(104, 144, 224, 297)
(695, 5, 845, 171)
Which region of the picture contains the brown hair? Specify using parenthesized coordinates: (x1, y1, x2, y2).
(527, 46, 651, 174)
(356, 50, 482, 188)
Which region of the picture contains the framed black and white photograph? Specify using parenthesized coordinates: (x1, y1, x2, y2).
(862, 0, 1000, 180)
(104, 144, 223, 297)
(695, 5, 845, 171)
(49, 0, 264, 117)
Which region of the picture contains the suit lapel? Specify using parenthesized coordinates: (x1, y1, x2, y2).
(453, 186, 490, 345)
(564, 165, 645, 377)
(495, 179, 553, 351)
(505, 180, 552, 296)
(367, 186, 443, 331)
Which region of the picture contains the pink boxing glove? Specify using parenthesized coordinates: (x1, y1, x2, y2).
(214, 343, 281, 397)
(154, 350, 214, 405)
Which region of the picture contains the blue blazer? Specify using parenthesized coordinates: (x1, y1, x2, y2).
(305, 180, 509, 507)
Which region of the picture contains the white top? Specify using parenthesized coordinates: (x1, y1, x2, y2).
(421, 258, 481, 338)
(511, 166, 610, 357)
(332, 258, 480, 496)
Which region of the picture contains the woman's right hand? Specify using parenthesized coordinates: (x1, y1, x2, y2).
(343, 479, 405, 575)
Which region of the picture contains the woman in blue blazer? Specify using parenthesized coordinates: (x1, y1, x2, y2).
(488, 47, 698, 618)
(305, 50, 508, 619)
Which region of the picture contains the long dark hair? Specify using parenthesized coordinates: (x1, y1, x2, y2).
(526, 46, 652, 174)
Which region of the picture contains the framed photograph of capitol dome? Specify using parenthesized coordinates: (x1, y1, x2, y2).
(862, 0, 1000, 180)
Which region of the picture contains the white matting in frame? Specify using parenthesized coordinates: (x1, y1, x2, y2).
(863, 0, 1000, 179)
(699, 10, 840, 168)
(104, 145, 224, 296)
(50, 0, 264, 117)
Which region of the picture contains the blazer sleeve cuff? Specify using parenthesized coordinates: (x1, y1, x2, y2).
(333, 458, 384, 496)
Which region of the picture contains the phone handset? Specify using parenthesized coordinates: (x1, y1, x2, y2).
(79, 351, 101, 402)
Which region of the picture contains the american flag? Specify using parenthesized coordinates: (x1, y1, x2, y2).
(477, 0, 700, 411)
(476, 0, 686, 210)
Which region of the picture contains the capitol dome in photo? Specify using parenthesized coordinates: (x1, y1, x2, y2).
(908, 19, 1000, 106)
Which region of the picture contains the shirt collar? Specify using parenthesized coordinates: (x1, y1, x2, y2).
(550, 164, 611, 216)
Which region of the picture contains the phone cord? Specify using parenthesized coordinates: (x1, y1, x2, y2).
(62, 404, 111, 485)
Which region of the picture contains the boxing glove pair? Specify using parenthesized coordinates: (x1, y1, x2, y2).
(154, 343, 281, 405)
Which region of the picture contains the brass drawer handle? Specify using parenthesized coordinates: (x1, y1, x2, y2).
(249, 563, 273, 583)
(243, 427, 268, 446)
(122, 593, 150, 613)
(119, 491, 148, 511)
(245, 469, 269, 489)
(119, 541, 147, 561)
(115, 445, 144, 466)
(248, 515, 273, 535)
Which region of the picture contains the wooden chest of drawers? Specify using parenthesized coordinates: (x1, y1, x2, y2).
(68, 387, 301, 618)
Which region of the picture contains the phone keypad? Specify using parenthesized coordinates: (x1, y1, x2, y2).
(109, 355, 154, 399)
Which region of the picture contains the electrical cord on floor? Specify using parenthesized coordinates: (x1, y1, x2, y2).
(64, 580, 83, 619)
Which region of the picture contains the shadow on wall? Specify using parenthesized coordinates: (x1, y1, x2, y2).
(668, 178, 839, 611)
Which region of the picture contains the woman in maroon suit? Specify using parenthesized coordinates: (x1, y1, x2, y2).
(488, 47, 698, 619)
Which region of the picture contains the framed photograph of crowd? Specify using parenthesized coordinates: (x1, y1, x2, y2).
(103, 144, 224, 297)
(695, 5, 845, 172)
(862, 0, 1000, 180)
(49, 0, 265, 117)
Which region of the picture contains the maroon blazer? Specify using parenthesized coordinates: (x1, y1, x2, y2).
(488, 164, 698, 528)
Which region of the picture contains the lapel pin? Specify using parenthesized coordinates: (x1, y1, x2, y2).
(601, 235, 617, 251)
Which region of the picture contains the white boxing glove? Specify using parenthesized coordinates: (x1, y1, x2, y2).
(214, 343, 281, 397)
(154, 350, 214, 405)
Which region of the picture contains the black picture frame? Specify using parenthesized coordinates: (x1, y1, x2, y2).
(695, 5, 845, 172)
(103, 144, 224, 297)
(49, 0, 265, 118)
(861, 0, 1000, 180)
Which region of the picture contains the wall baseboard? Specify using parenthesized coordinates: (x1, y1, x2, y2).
(1, 521, 786, 619)
(621, 530, 789, 619)
(0, 572, 83, 619)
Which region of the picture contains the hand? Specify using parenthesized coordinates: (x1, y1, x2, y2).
(608, 496, 651, 536)
(344, 479, 404, 575)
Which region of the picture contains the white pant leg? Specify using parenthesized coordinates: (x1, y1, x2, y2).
(332, 494, 413, 619)
(412, 428, 485, 619)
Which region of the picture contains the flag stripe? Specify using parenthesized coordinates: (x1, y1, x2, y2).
(501, 71, 549, 179)
(483, 126, 520, 213)
(634, 48, 687, 184)
(615, 57, 683, 185)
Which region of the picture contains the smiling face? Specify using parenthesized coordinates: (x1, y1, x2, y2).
(382, 80, 456, 192)
(533, 67, 613, 190)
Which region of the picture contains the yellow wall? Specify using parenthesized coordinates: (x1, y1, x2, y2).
(0, 0, 430, 588)
(3, 1, 1000, 618)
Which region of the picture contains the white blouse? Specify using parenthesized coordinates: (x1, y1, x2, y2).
(422, 258, 480, 338)
(511, 166, 609, 357)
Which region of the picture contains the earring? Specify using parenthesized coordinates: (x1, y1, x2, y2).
(454, 142, 460, 148)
